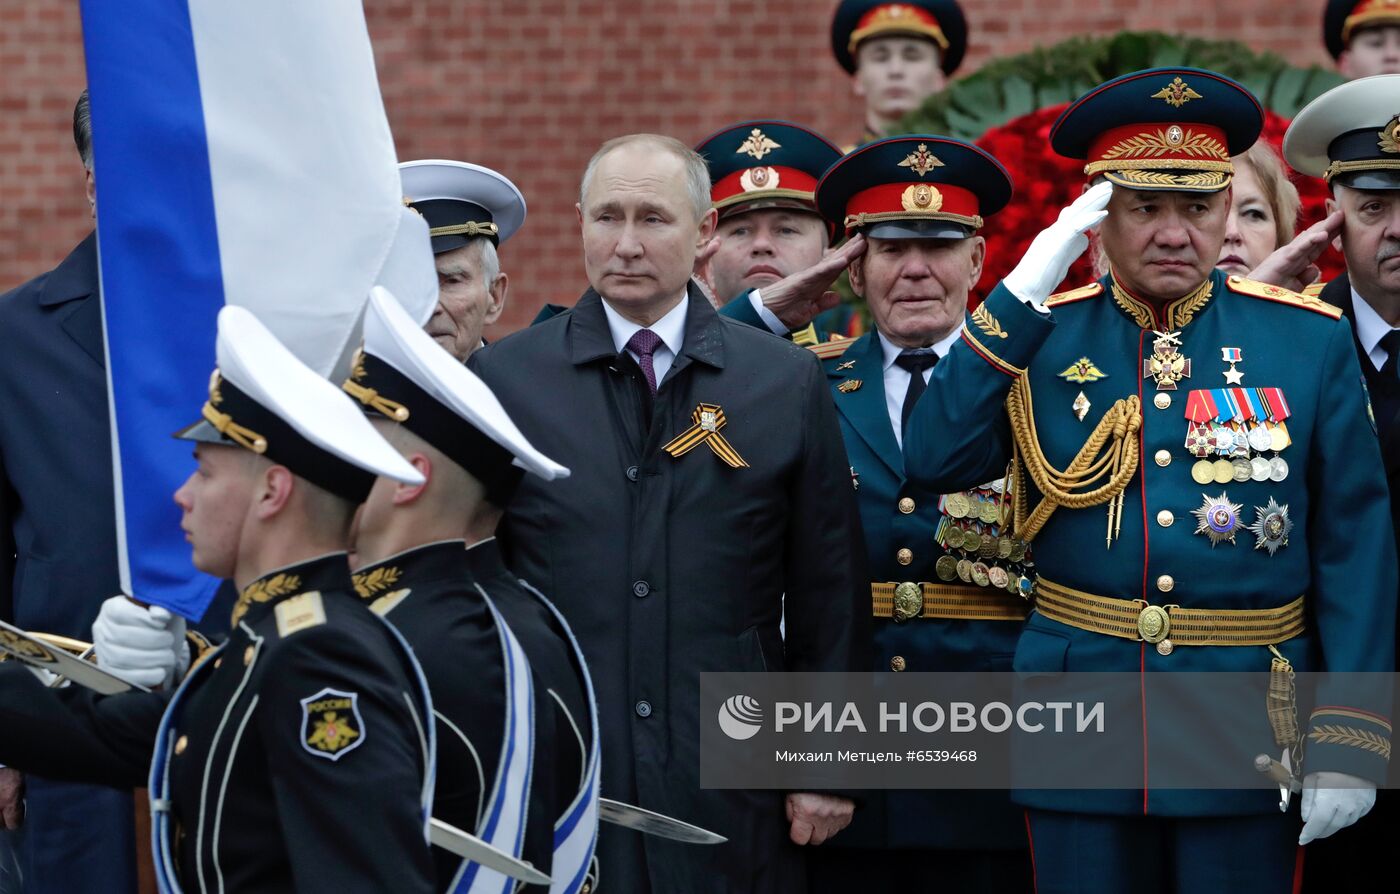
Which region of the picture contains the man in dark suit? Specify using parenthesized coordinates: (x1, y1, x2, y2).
(0, 89, 142, 894)
(469, 133, 869, 893)
(1280, 73, 1400, 893)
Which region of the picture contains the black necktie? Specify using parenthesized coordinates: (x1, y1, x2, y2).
(1381, 329, 1400, 383)
(896, 350, 939, 434)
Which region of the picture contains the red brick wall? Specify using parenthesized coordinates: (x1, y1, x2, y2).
(0, 0, 1334, 334)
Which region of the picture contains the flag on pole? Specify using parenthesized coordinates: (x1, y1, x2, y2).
(80, 0, 413, 619)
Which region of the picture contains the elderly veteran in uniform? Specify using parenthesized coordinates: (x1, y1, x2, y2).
(901, 67, 1397, 893)
(790, 135, 1034, 892)
(1278, 74, 1400, 893)
(831, 0, 967, 150)
(345, 287, 598, 892)
(401, 159, 524, 361)
(469, 133, 868, 894)
(696, 120, 866, 345)
(1325, 0, 1400, 79)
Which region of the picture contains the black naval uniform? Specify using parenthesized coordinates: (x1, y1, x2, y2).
(464, 538, 592, 842)
(152, 554, 436, 894)
(349, 539, 544, 889)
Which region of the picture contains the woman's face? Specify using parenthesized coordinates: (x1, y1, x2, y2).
(1217, 159, 1279, 277)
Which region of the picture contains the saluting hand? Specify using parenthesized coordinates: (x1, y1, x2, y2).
(785, 792, 854, 846)
(1003, 180, 1113, 310)
(754, 235, 867, 331)
(1247, 210, 1343, 294)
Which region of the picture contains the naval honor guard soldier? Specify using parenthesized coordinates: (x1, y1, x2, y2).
(151, 305, 439, 893)
(798, 136, 1034, 890)
(901, 68, 1397, 892)
(345, 286, 599, 892)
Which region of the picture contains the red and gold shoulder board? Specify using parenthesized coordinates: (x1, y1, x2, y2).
(809, 336, 854, 360)
(1301, 280, 1327, 299)
(1045, 282, 1104, 308)
(1226, 276, 1342, 320)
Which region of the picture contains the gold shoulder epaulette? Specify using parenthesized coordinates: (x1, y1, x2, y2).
(1225, 276, 1342, 320)
(809, 336, 853, 360)
(1045, 282, 1104, 307)
(1301, 280, 1327, 299)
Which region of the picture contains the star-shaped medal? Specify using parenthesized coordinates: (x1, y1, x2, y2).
(1191, 492, 1243, 546)
(1247, 498, 1292, 555)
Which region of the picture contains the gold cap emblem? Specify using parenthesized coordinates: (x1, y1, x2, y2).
(1151, 76, 1203, 108)
(900, 183, 943, 211)
(1380, 115, 1400, 154)
(737, 128, 781, 160)
(739, 166, 779, 192)
(897, 143, 944, 177)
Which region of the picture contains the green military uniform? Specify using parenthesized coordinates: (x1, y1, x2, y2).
(903, 68, 1397, 893)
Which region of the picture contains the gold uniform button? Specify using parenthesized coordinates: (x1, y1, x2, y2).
(1154, 449, 1171, 467)
(1157, 510, 1175, 527)
(1156, 574, 1175, 593)
(244, 645, 255, 666)
(174, 735, 188, 756)
(890, 655, 907, 672)
(1154, 393, 1172, 410)
(896, 548, 913, 565)
(898, 497, 916, 514)
(213, 658, 222, 669)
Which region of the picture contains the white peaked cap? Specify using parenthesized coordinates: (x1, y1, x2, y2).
(180, 305, 424, 497)
(361, 286, 569, 483)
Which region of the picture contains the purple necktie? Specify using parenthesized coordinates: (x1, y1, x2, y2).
(626, 328, 662, 395)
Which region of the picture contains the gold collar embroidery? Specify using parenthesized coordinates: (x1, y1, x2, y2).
(1109, 274, 1214, 331)
(232, 572, 302, 627)
(351, 565, 403, 601)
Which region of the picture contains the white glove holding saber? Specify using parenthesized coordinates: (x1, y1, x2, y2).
(92, 596, 190, 689)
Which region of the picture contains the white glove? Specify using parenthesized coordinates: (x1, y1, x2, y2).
(1298, 771, 1376, 845)
(1002, 181, 1113, 311)
(92, 597, 189, 689)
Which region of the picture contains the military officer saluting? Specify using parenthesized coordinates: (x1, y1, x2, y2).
(698, 120, 865, 345)
(903, 68, 1397, 892)
(154, 305, 437, 893)
(1280, 73, 1400, 893)
(795, 135, 1033, 890)
(346, 285, 599, 893)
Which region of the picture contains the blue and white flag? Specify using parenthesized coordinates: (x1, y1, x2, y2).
(79, 0, 413, 619)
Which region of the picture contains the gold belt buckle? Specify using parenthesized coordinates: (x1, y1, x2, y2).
(1136, 603, 1171, 644)
(892, 581, 923, 623)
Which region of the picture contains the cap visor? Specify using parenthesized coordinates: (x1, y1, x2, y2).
(172, 419, 231, 444)
(865, 219, 972, 240)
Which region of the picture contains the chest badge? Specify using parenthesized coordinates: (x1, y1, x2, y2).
(1144, 330, 1191, 390)
(1058, 357, 1108, 384)
(300, 688, 366, 761)
(1191, 492, 1243, 546)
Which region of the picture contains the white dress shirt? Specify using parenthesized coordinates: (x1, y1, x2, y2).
(601, 292, 689, 385)
(879, 324, 964, 450)
(1351, 287, 1400, 373)
(748, 289, 790, 335)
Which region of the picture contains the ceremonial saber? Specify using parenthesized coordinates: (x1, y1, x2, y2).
(428, 818, 551, 885)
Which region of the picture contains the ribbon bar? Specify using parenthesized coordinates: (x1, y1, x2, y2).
(663, 403, 749, 469)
